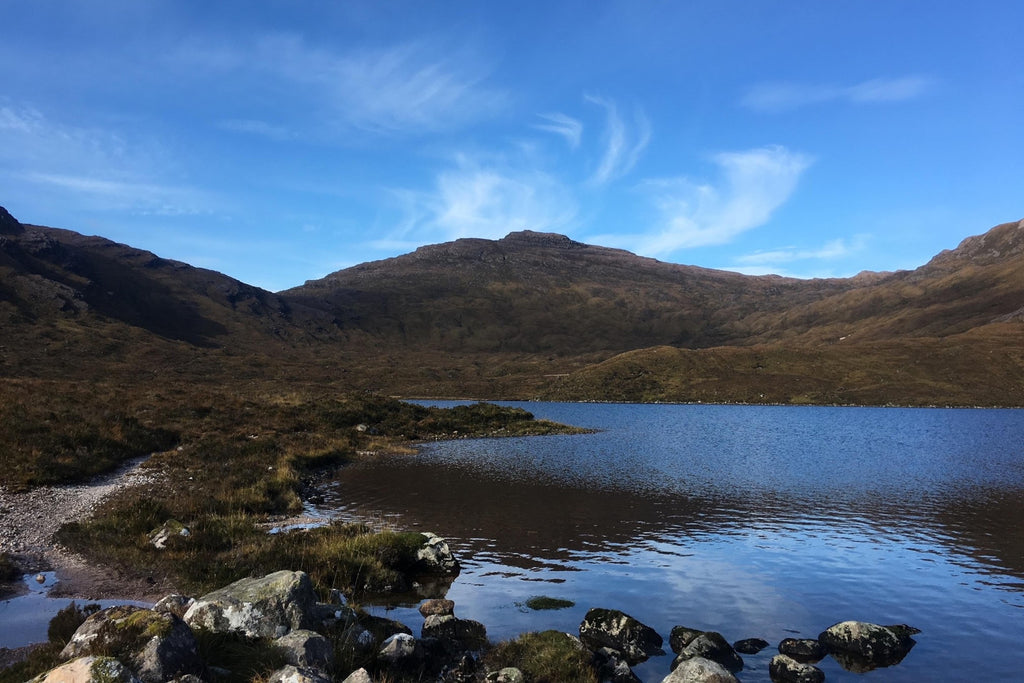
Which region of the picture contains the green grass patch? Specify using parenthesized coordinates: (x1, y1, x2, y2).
(523, 595, 575, 611)
(485, 630, 599, 683)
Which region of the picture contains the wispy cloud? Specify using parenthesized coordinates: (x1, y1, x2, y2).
(218, 118, 295, 141)
(626, 145, 812, 255)
(24, 172, 209, 215)
(742, 76, 934, 113)
(174, 34, 507, 135)
(586, 95, 651, 185)
(735, 235, 868, 266)
(379, 155, 577, 248)
(533, 112, 583, 149)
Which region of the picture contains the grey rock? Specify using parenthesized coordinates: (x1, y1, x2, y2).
(266, 665, 332, 683)
(593, 646, 641, 683)
(818, 620, 917, 670)
(29, 656, 141, 683)
(59, 606, 202, 683)
(378, 633, 422, 664)
(669, 626, 704, 654)
(415, 533, 461, 574)
(153, 595, 194, 619)
(660, 656, 739, 683)
(768, 654, 825, 683)
(675, 632, 742, 674)
(149, 520, 190, 550)
(275, 629, 333, 672)
(341, 669, 374, 683)
(422, 614, 488, 653)
(579, 608, 664, 665)
(777, 638, 825, 663)
(183, 570, 317, 639)
(733, 638, 769, 655)
(486, 667, 525, 683)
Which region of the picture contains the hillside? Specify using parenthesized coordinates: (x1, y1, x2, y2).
(2, 205, 1023, 404)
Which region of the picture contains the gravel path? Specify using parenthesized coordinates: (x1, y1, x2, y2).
(0, 457, 173, 601)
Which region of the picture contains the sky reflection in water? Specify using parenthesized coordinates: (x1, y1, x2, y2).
(322, 403, 1024, 681)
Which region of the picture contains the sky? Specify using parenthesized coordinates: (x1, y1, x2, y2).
(1, 1, 1022, 292)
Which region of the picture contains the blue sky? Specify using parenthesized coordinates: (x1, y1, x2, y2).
(1, 1, 1021, 291)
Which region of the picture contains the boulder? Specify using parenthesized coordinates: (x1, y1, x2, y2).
(669, 626, 704, 654)
(486, 668, 525, 683)
(768, 654, 825, 683)
(733, 638, 769, 655)
(341, 669, 374, 683)
(422, 614, 488, 653)
(378, 633, 422, 665)
(153, 595, 194, 619)
(818, 621, 917, 670)
(579, 608, 664, 665)
(29, 656, 140, 683)
(183, 570, 317, 639)
(660, 656, 738, 683)
(674, 632, 742, 673)
(149, 520, 190, 550)
(59, 606, 202, 683)
(274, 629, 333, 672)
(266, 665, 332, 683)
(419, 598, 456, 617)
(415, 533, 461, 574)
(593, 647, 641, 683)
(777, 638, 825, 662)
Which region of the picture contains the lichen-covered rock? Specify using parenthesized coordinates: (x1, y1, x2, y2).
(421, 614, 488, 653)
(777, 638, 825, 662)
(29, 656, 141, 683)
(818, 621, 917, 670)
(183, 570, 316, 638)
(275, 629, 333, 672)
(149, 520, 190, 550)
(733, 638, 769, 655)
(660, 656, 738, 683)
(59, 606, 202, 683)
(486, 667, 525, 683)
(674, 632, 742, 674)
(415, 533, 461, 574)
(266, 665, 332, 683)
(378, 633, 422, 665)
(768, 654, 825, 683)
(579, 608, 664, 665)
(153, 595, 194, 619)
(669, 626, 704, 654)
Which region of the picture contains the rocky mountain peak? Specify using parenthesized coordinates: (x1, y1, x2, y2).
(0, 206, 25, 235)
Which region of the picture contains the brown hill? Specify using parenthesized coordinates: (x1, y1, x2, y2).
(2, 205, 1022, 404)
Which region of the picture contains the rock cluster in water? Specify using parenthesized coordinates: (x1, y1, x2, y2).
(23, 540, 919, 683)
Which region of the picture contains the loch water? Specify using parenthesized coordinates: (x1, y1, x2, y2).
(321, 402, 1024, 682)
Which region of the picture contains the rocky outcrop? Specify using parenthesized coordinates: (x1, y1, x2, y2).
(768, 654, 825, 683)
(660, 656, 738, 683)
(818, 621, 918, 672)
(579, 608, 664, 665)
(183, 570, 317, 639)
(59, 606, 202, 683)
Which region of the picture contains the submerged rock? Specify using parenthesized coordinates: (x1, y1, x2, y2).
(768, 654, 825, 683)
(733, 637, 769, 655)
(183, 570, 317, 639)
(579, 608, 664, 665)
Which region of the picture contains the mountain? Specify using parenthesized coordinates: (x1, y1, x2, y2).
(2, 205, 1023, 405)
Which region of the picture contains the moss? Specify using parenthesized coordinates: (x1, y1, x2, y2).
(523, 596, 575, 611)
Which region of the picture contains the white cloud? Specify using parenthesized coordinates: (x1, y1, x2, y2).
(735, 236, 868, 266)
(382, 156, 578, 246)
(533, 112, 583, 149)
(629, 146, 812, 255)
(24, 172, 210, 216)
(742, 76, 934, 113)
(174, 34, 507, 135)
(586, 95, 651, 185)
